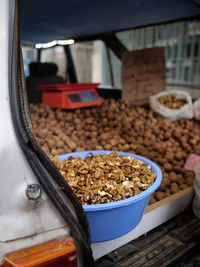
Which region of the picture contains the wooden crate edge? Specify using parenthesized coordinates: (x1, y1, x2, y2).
(145, 186, 194, 213)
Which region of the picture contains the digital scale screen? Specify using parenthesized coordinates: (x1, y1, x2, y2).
(68, 92, 98, 103)
(68, 94, 81, 103)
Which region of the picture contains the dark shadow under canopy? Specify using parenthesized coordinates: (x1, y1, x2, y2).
(20, 0, 200, 45)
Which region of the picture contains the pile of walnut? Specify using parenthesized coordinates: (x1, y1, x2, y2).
(30, 100, 200, 205)
(52, 152, 156, 205)
(158, 95, 187, 109)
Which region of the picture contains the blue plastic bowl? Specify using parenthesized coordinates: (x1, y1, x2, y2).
(59, 151, 162, 243)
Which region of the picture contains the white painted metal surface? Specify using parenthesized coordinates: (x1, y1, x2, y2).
(92, 188, 194, 260)
(0, 0, 70, 262)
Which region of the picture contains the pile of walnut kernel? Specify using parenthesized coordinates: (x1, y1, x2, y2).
(52, 152, 156, 205)
(158, 95, 187, 109)
(30, 99, 200, 205)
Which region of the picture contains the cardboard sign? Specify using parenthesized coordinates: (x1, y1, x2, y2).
(184, 154, 200, 171)
(122, 47, 166, 105)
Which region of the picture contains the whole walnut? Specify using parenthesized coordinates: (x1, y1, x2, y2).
(30, 100, 200, 205)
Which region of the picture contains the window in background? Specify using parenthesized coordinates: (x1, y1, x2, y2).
(22, 20, 200, 91)
(102, 20, 200, 89)
(70, 40, 113, 87)
(101, 46, 121, 88)
(41, 46, 67, 80)
(22, 42, 109, 86)
(22, 46, 37, 77)
(70, 41, 93, 83)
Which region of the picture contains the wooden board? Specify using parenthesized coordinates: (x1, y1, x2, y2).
(146, 187, 194, 213)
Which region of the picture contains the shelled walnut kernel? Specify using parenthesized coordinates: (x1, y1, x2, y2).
(158, 95, 187, 109)
(52, 153, 156, 205)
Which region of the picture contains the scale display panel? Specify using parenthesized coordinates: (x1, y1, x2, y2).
(68, 91, 98, 103)
(68, 94, 81, 103)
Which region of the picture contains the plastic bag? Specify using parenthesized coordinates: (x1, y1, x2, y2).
(193, 99, 200, 121)
(193, 165, 200, 219)
(150, 90, 193, 121)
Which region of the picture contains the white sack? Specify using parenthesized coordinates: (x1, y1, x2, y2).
(150, 90, 193, 121)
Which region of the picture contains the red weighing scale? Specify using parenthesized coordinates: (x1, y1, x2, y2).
(36, 83, 103, 109)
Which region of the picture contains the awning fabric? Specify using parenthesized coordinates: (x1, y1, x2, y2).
(20, 0, 200, 45)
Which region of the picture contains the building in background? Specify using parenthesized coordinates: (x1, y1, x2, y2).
(103, 20, 200, 90)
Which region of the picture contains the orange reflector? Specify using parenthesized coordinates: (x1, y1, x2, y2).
(1, 237, 76, 267)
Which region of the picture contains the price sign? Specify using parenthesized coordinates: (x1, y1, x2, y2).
(122, 47, 166, 105)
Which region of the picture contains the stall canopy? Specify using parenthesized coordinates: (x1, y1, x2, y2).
(20, 0, 200, 45)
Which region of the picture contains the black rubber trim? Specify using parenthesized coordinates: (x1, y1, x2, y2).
(64, 45, 78, 83)
(8, 1, 95, 266)
(102, 33, 128, 60)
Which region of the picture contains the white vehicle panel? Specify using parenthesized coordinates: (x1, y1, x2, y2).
(0, 0, 71, 262)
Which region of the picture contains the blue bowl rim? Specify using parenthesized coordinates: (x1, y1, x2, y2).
(58, 150, 162, 212)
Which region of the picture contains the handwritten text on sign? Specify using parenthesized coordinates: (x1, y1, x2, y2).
(122, 47, 165, 105)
